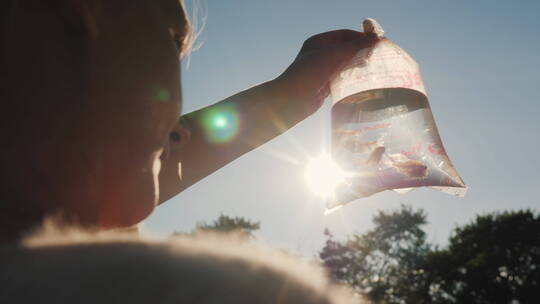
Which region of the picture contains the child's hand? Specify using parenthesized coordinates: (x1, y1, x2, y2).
(276, 30, 376, 115)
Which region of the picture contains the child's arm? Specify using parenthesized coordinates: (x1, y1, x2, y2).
(158, 30, 375, 204)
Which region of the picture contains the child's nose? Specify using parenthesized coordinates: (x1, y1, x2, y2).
(160, 141, 171, 161)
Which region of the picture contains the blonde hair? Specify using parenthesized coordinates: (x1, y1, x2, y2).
(179, 0, 205, 65)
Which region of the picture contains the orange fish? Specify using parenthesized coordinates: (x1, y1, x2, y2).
(392, 160, 428, 178)
(366, 146, 385, 166)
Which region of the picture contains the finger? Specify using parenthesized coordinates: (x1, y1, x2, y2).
(302, 29, 367, 49)
(316, 83, 331, 101)
(326, 37, 377, 73)
(307, 38, 377, 92)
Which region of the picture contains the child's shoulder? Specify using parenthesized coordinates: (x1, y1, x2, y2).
(0, 224, 358, 304)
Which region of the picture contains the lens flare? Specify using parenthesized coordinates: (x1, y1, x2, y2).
(151, 87, 171, 102)
(201, 105, 240, 143)
(214, 116, 228, 128)
(304, 154, 348, 198)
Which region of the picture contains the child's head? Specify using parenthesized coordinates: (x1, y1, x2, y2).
(1, 0, 191, 235)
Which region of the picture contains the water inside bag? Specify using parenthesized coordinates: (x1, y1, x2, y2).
(327, 19, 466, 211)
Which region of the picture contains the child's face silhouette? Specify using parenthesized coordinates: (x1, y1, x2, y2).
(83, 0, 186, 227)
(3, 0, 188, 228)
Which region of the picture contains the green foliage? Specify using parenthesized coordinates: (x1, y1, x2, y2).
(320, 207, 540, 304)
(426, 210, 540, 303)
(320, 205, 431, 303)
(172, 214, 260, 240)
(196, 214, 260, 238)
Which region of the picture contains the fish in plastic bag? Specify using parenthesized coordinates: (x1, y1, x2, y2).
(327, 19, 466, 212)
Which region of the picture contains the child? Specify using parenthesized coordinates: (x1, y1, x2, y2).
(1, 0, 374, 240)
(1, 0, 374, 302)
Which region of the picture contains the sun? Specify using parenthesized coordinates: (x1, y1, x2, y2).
(304, 153, 348, 198)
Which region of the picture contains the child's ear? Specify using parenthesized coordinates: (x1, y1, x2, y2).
(58, 0, 100, 40)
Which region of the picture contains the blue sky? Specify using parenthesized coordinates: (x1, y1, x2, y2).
(145, 0, 540, 256)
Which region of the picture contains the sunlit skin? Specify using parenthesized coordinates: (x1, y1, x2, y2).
(0, 0, 375, 241)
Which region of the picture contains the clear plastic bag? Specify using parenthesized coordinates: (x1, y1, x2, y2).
(327, 19, 466, 211)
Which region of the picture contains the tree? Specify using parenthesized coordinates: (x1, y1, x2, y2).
(320, 207, 540, 304)
(320, 205, 432, 303)
(172, 214, 260, 240)
(425, 210, 540, 304)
